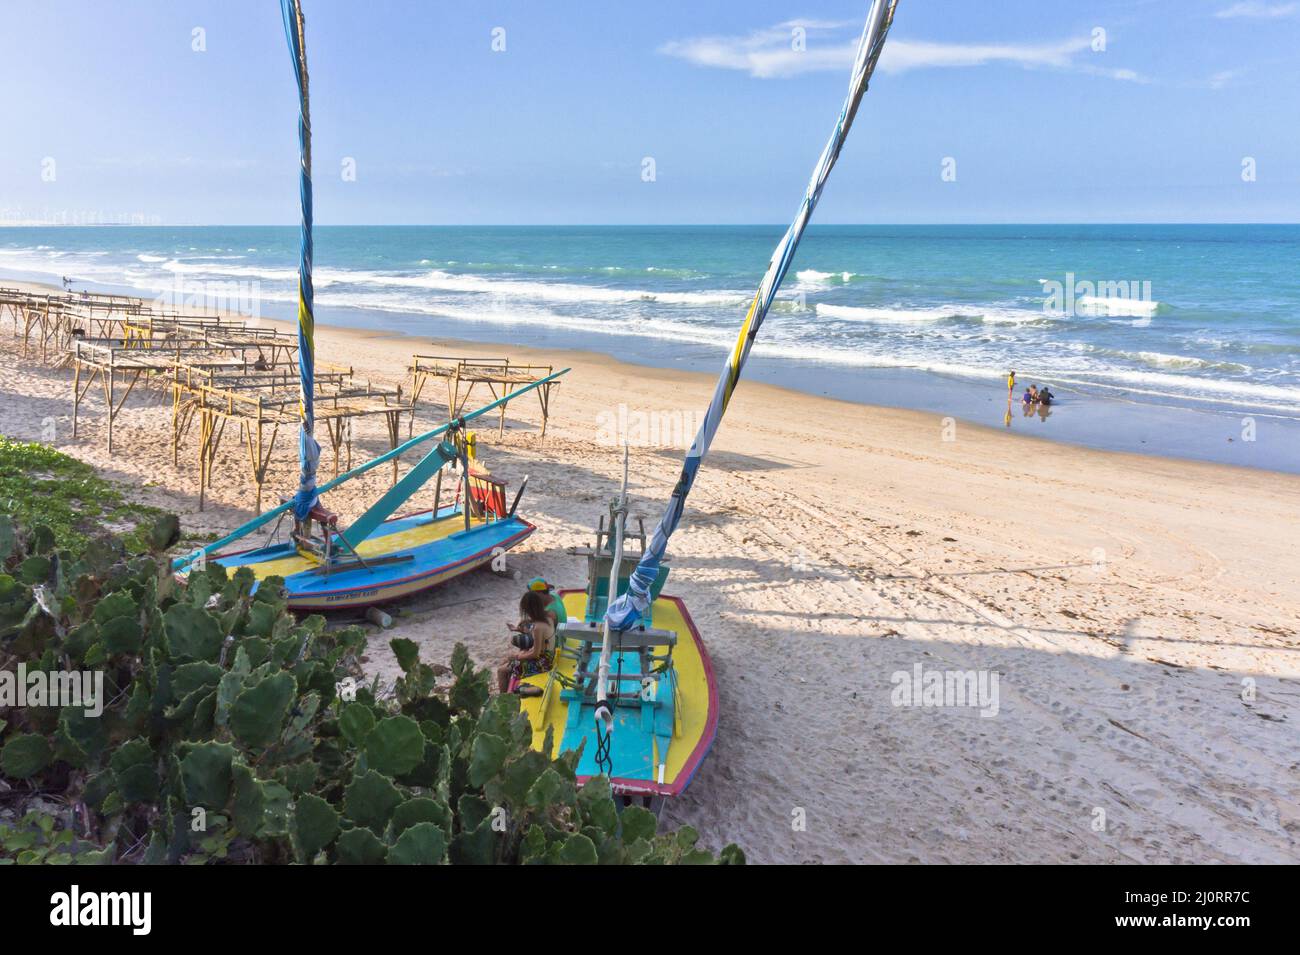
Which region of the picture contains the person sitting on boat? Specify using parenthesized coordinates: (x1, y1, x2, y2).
(527, 576, 567, 626)
(497, 590, 556, 694)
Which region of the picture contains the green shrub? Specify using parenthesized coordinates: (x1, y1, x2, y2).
(0, 508, 743, 866)
(0, 437, 167, 554)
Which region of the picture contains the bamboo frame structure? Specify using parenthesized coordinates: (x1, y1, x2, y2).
(14, 288, 407, 512)
(407, 355, 558, 440)
(70, 338, 255, 453)
(2, 287, 295, 367)
(4, 286, 564, 514)
(169, 369, 407, 512)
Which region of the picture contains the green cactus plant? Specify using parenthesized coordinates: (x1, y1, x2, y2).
(0, 479, 744, 865)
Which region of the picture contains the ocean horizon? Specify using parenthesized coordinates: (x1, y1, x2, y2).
(5, 223, 1299, 471)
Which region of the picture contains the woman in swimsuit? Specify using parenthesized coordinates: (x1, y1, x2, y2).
(497, 589, 556, 694)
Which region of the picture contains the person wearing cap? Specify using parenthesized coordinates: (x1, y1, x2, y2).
(527, 577, 567, 626)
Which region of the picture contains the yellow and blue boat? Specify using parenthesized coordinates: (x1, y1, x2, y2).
(174, 399, 561, 610)
(519, 508, 718, 800)
(520, 0, 898, 803)
(209, 497, 534, 613)
(174, 2, 565, 607)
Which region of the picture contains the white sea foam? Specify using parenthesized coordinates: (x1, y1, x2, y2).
(1075, 294, 1160, 317)
(159, 258, 298, 282)
(307, 268, 749, 306)
(5, 240, 1299, 416)
(817, 304, 951, 323)
(795, 269, 854, 288)
(202, 268, 736, 320)
(816, 303, 1043, 325)
(1132, 351, 1249, 373)
(1058, 368, 1300, 409)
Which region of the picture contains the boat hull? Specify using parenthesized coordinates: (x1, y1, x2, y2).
(202, 506, 534, 611)
(518, 590, 719, 798)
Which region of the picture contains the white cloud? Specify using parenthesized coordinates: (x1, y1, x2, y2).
(1207, 68, 1243, 88)
(659, 21, 1146, 82)
(657, 20, 854, 79)
(883, 37, 1089, 73)
(1214, 2, 1298, 17)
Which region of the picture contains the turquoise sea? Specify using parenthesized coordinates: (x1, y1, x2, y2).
(4, 224, 1299, 471)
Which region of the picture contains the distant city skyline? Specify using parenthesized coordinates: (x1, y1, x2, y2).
(2, 0, 1297, 225)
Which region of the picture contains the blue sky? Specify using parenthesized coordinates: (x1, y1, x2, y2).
(2, 0, 1297, 225)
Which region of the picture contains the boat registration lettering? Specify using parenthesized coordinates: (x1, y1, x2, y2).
(325, 589, 379, 603)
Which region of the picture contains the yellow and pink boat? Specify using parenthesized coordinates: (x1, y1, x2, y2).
(519, 505, 719, 803)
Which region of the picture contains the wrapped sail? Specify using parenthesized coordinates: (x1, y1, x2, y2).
(280, 0, 322, 521)
(606, 0, 900, 629)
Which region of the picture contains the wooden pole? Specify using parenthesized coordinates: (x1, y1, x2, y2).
(72, 361, 81, 438)
(103, 362, 114, 455)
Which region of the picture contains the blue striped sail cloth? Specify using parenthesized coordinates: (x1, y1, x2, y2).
(280, 0, 321, 521)
(605, 0, 899, 630)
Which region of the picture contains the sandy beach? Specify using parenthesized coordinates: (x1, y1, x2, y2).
(3, 278, 1298, 864)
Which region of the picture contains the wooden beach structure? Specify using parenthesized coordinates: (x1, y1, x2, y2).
(5, 284, 564, 513)
(66, 332, 405, 511)
(169, 363, 407, 512)
(2, 288, 157, 362)
(67, 316, 301, 452)
(70, 336, 257, 453)
(407, 355, 559, 439)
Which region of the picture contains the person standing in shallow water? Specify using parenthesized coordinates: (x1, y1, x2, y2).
(1007, 369, 1016, 398)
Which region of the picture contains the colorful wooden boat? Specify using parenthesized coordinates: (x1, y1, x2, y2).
(529, 0, 897, 806)
(209, 502, 534, 612)
(519, 510, 719, 801)
(171, 1, 565, 614)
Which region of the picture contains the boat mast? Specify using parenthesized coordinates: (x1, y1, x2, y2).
(605, 0, 899, 631)
(281, 0, 321, 521)
(593, 444, 630, 759)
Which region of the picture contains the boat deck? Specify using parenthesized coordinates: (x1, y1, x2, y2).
(519, 591, 718, 798)
(214, 505, 534, 609)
